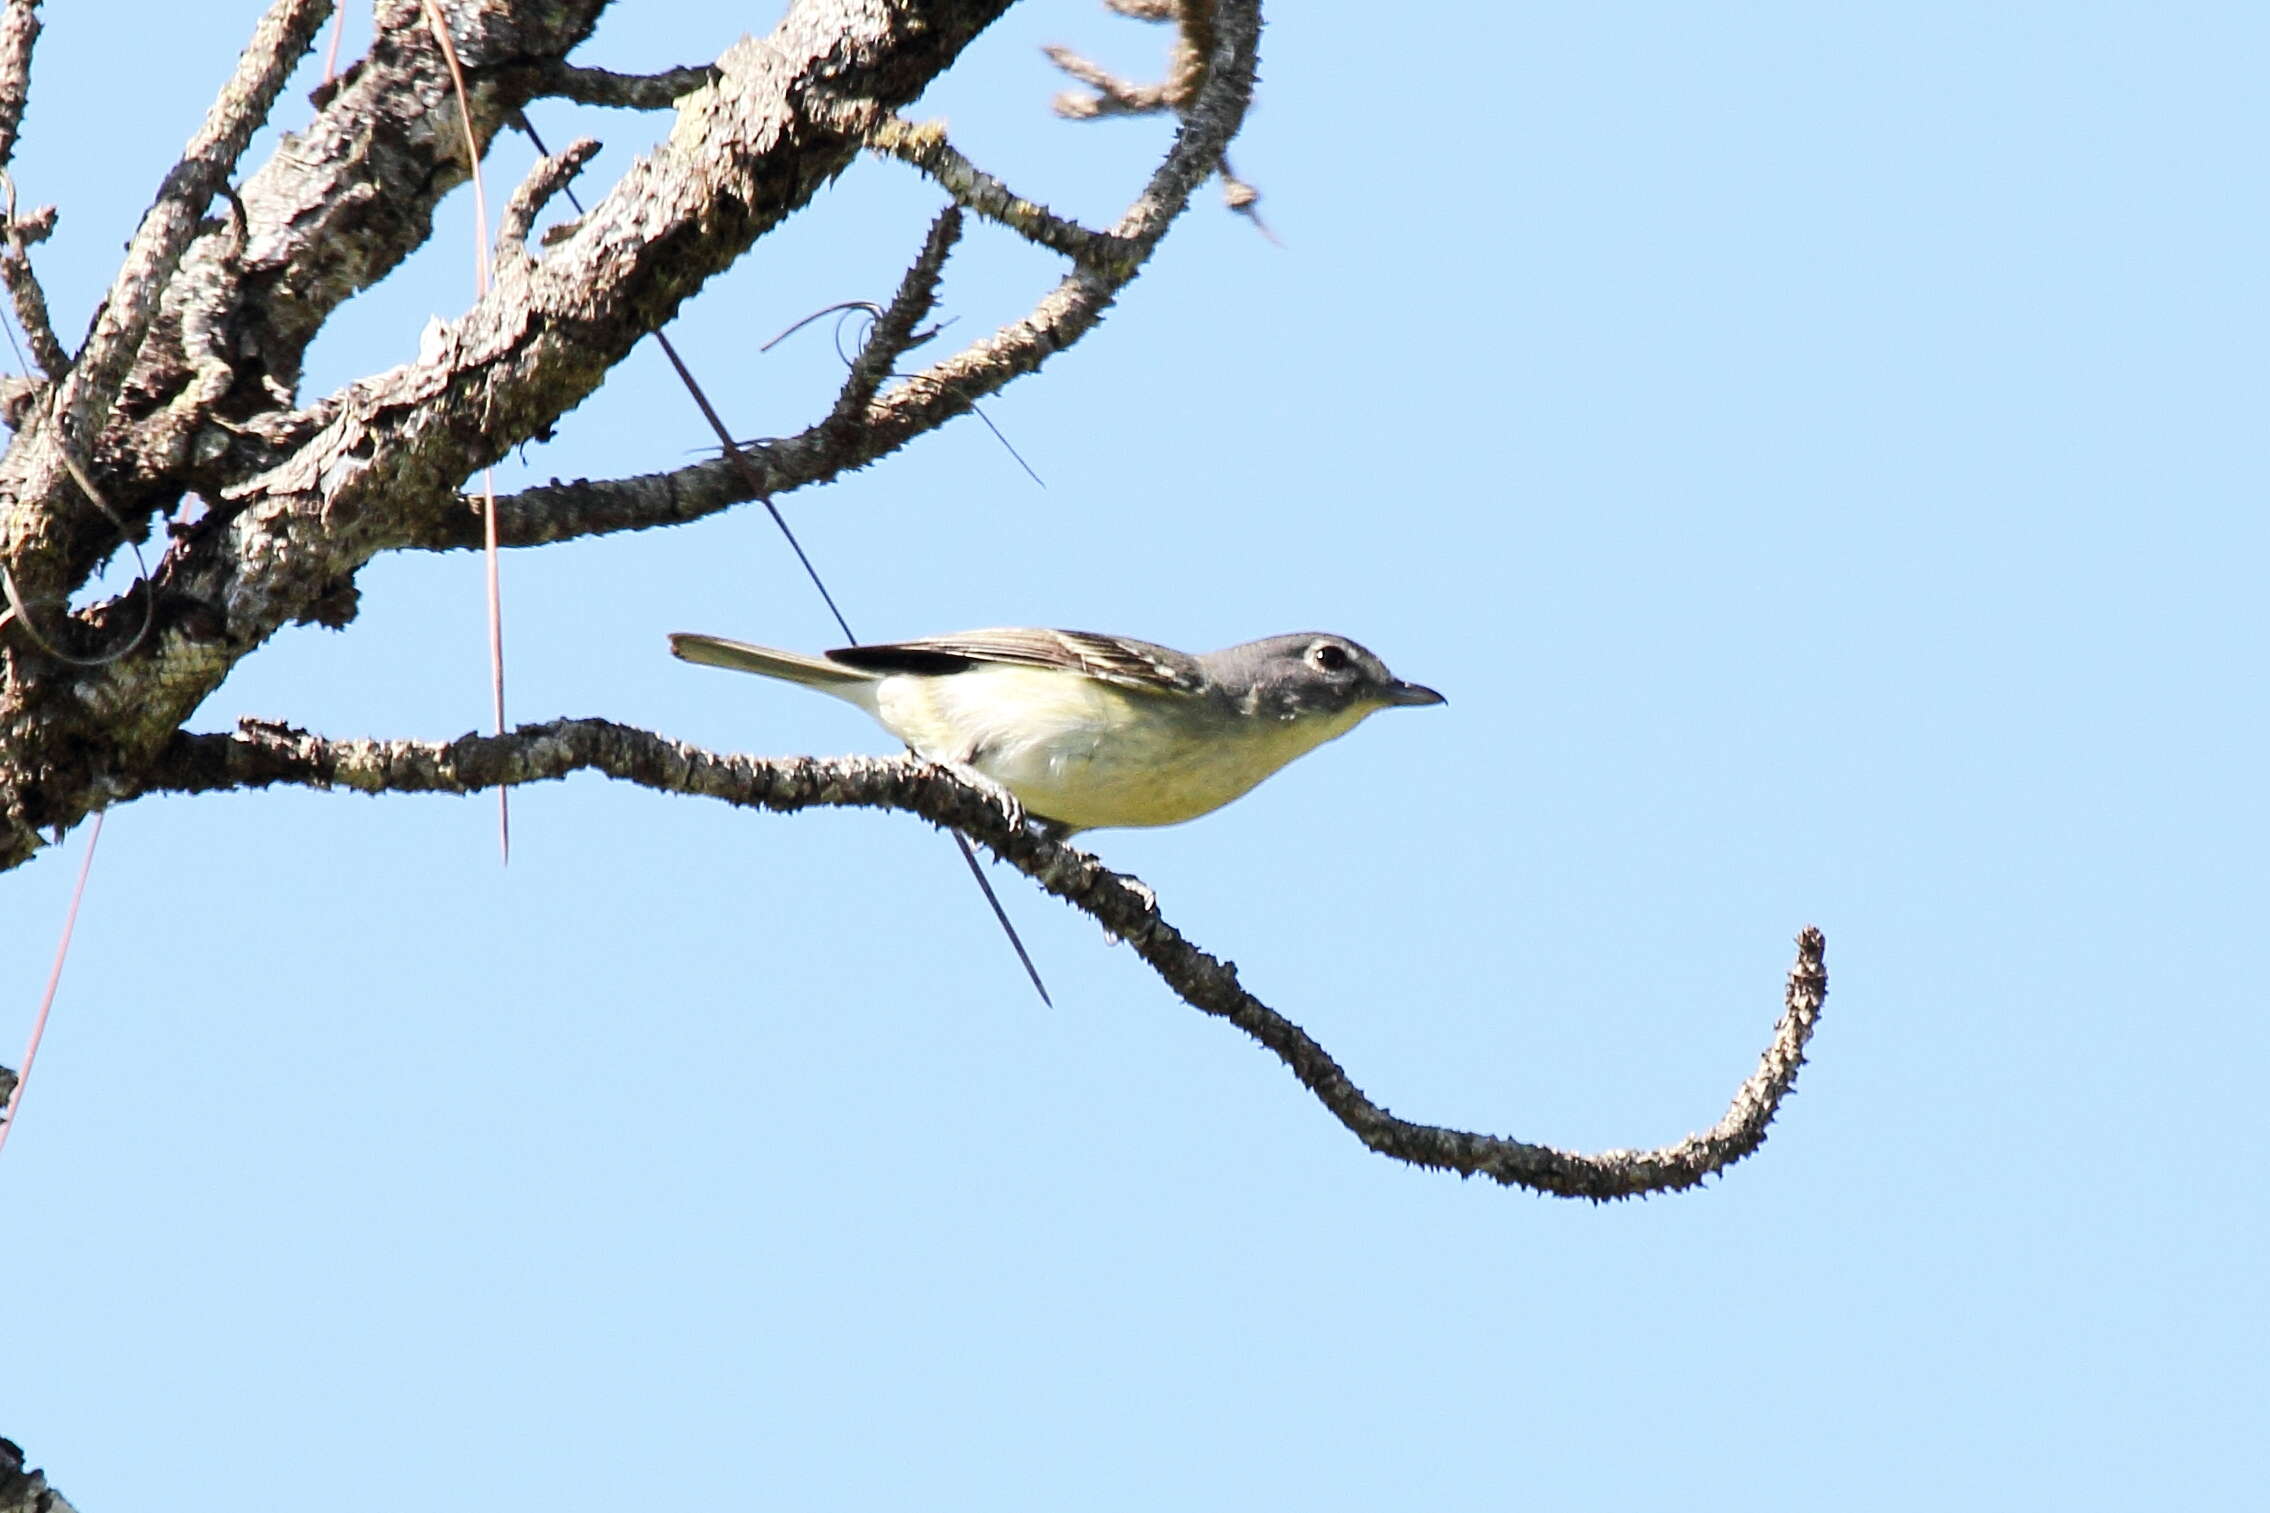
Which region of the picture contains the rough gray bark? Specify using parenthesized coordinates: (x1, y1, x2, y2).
(0, 1436, 80, 1513)
(1, 0, 1199, 869)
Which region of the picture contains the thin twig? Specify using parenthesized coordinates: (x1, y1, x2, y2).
(0, 0, 43, 173)
(0, 168, 66, 379)
(815, 99, 1122, 269)
(830, 206, 963, 426)
(496, 137, 599, 252)
(1046, 45, 1171, 117)
(1047, 1, 1271, 231)
(769, 301, 1045, 487)
(518, 60, 719, 111)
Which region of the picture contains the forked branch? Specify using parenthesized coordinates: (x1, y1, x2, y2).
(1046, 0, 1269, 227)
(0, 0, 1263, 871)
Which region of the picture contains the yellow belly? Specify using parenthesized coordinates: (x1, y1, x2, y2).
(872, 666, 1370, 831)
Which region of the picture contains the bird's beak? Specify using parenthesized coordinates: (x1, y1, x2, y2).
(1384, 679, 1446, 708)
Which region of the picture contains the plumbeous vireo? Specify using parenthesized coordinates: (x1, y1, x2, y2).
(668, 627, 1444, 834)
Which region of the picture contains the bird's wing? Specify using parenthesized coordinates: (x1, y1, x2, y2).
(825, 628, 1207, 695)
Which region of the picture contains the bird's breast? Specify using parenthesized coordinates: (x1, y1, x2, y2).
(873, 667, 1370, 830)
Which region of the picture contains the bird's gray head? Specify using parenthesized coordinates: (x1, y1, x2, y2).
(1205, 633, 1445, 721)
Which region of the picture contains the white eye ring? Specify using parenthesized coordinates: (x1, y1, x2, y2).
(1310, 641, 1351, 673)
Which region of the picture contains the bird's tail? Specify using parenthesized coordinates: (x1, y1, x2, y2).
(668, 633, 873, 688)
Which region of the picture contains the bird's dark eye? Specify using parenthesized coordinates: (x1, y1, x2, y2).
(1310, 642, 1351, 673)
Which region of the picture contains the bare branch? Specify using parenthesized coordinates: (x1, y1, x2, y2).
(0, 1436, 79, 1513)
(817, 99, 1122, 267)
(56, 0, 329, 444)
(512, 59, 719, 110)
(0, 0, 330, 669)
(1046, 44, 1172, 118)
(829, 207, 964, 428)
(1047, 0, 1205, 116)
(135, 717, 1829, 1201)
(400, 459, 746, 551)
(396, 1, 1262, 554)
(0, 0, 42, 173)
(1101, 2, 1258, 245)
(0, 171, 65, 380)
(0, 1, 620, 634)
(0, 0, 1043, 871)
(0, 0, 1263, 872)
(495, 136, 599, 253)
(1048, 2, 1271, 231)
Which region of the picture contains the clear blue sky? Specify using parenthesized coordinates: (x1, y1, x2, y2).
(5, 3, 2263, 1509)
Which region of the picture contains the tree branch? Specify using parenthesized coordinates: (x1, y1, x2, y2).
(0, 0, 42, 176)
(511, 59, 719, 110)
(1, 0, 1047, 870)
(816, 99, 1121, 267)
(135, 717, 1830, 1202)
(385, 0, 1265, 555)
(0, 1437, 79, 1513)
(57, 0, 329, 448)
(10, 0, 1258, 865)
(494, 137, 599, 254)
(0, 0, 617, 626)
(1048, 1, 1271, 232)
(826, 206, 963, 429)
(220, 0, 1261, 563)
(0, 175, 65, 382)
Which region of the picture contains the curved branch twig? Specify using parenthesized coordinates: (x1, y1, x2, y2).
(134, 716, 1831, 1203)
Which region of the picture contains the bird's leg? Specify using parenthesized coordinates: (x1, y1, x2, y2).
(928, 754, 1029, 828)
(1109, 871, 1157, 914)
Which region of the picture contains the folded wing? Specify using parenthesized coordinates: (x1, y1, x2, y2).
(826, 628, 1206, 696)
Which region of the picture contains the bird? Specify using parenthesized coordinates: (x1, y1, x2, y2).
(668, 626, 1445, 835)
